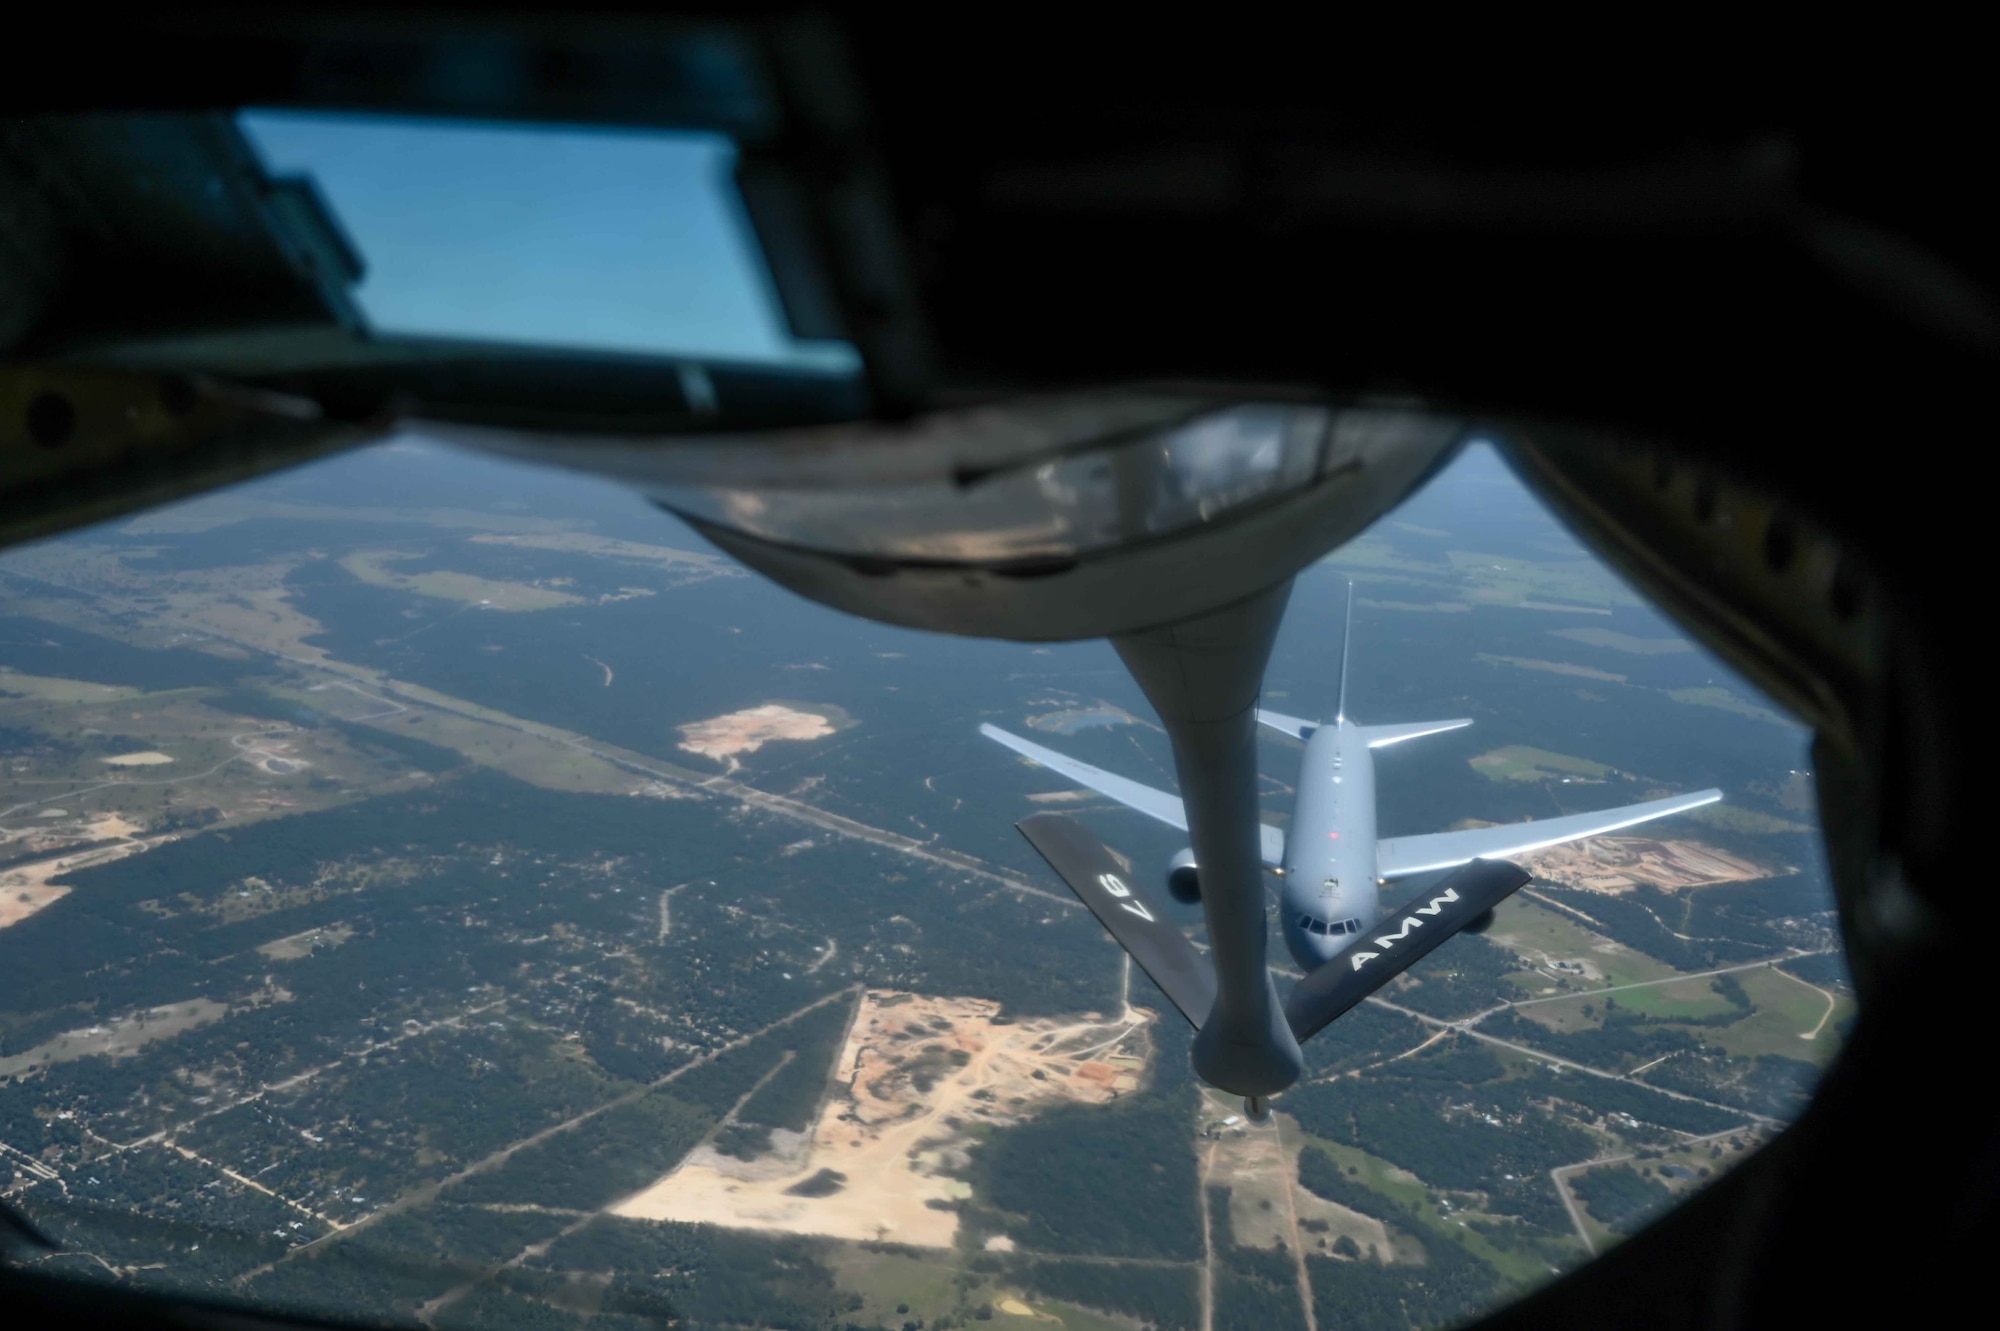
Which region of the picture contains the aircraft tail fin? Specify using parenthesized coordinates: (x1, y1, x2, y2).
(1335, 581, 1354, 722)
(1015, 814, 1216, 1029)
(1285, 858, 1529, 1044)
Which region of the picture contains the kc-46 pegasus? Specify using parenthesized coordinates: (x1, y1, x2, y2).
(983, 589, 1720, 1112)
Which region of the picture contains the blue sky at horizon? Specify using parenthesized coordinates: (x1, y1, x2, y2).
(239, 110, 857, 370)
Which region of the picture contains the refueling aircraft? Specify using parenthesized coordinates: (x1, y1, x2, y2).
(984, 587, 1720, 1117)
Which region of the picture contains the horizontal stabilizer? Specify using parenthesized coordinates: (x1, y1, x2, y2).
(1359, 718, 1473, 748)
(1015, 813, 1216, 1029)
(1376, 788, 1723, 878)
(1256, 709, 1317, 740)
(1285, 859, 1530, 1044)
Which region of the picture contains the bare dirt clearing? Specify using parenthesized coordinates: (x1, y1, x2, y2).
(1518, 836, 1778, 894)
(678, 704, 837, 767)
(258, 922, 355, 961)
(468, 532, 742, 584)
(1199, 1091, 1389, 1259)
(0, 998, 230, 1076)
(1549, 628, 1693, 655)
(614, 991, 1152, 1245)
(341, 550, 585, 611)
(100, 751, 175, 767)
(1474, 653, 1627, 683)
(1, 836, 164, 928)
(86, 813, 145, 838)
(0, 880, 67, 928)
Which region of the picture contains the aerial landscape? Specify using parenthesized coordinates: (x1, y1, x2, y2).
(0, 437, 1849, 1331)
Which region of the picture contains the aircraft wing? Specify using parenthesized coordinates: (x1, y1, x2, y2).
(1016, 813, 1216, 1029)
(982, 724, 1284, 865)
(1375, 788, 1724, 878)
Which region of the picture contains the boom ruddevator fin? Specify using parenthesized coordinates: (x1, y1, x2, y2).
(1014, 813, 1216, 1030)
(1284, 858, 1529, 1044)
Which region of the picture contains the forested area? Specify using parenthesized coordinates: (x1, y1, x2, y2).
(247, 1227, 467, 1320)
(0, 616, 254, 689)
(735, 996, 857, 1134)
(440, 1281, 591, 1331)
(249, 1204, 568, 1321)
(1568, 1165, 1673, 1232)
(1640, 1050, 1822, 1119)
(1008, 1257, 1199, 1331)
(245, 1206, 841, 1331)
(1, 742, 1138, 1313)
(437, 994, 850, 1212)
(1282, 1045, 1596, 1200)
(7, 767, 1006, 1058)
(329, 718, 468, 774)
(440, 1089, 713, 1213)
(1777, 951, 1852, 989)
(1374, 935, 1518, 1020)
(1305, 1253, 1422, 1331)
(1389, 1033, 1745, 1137)
(2, 768, 744, 1033)
(385, 1203, 573, 1268)
(1297, 1147, 1418, 1233)
(1533, 886, 1768, 971)
(1297, 1002, 1430, 1077)
(1677, 865, 1838, 955)
(1207, 1186, 1308, 1331)
(182, 1019, 630, 1223)
(1480, 1010, 1707, 1074)
(577, 1000, 690, 1086)
(1292, 1141, 1508, 1331)
(973, 1092, 1201, 1260)
(28, 1148, 311, 1293)
(972, 1048, 1200, 1261)
(1516, 1064, 1744, 1136)
(535, 1217, 860, 1331)
(1307, 1243, 1505, 1331)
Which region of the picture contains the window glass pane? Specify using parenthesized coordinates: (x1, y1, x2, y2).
(0, 435, 1846, 1330)
(238, 110, 858, 370)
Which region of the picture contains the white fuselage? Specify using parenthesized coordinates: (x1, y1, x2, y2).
(1279, 719, 1383, 971)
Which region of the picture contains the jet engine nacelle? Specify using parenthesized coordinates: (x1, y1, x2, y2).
(1167, 848, 1201, 904)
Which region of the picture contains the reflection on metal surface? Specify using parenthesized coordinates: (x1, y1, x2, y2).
(661, 402, 1334, 561)
(439, 393, 1462, 640)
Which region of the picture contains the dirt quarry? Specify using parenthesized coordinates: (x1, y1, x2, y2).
(1518, 835, 1772, 894)
(678, 704, 835, 768)
(614, 990, 1152, 1246)
(1, 832, 157, 928)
